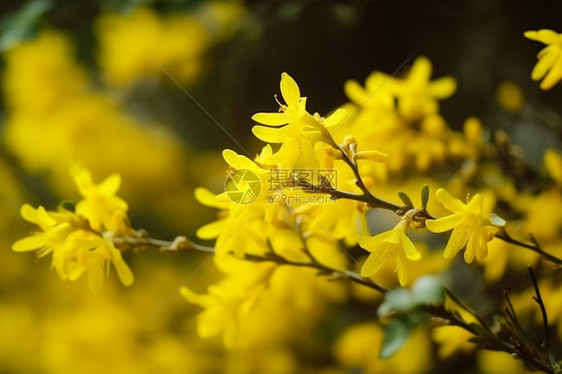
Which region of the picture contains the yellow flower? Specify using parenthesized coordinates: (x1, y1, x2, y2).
(426, 188, 498, 263)
(96, 7, 210, 86)
(357, 219, 421, 286)
(333, 322, 432, 374)
(251, 73, 341, 168)
(252, 72, 308, 126)
(524, 29, 562, 90)
(58, 229, 134, 293)
(12, 204, 80, 277)
(495, 81, 524, 112)
(12, 204, 133, 293)
(391, 56, 456, 120)
(181, 262, 275, 347)
(2, 29, 87, 113)
(72, 164, 128, 232)
(13, 166, 134, 293)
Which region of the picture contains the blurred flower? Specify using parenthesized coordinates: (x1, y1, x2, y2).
(333, 322, 432, 374)
(495, 81, 524, 112)
(357, 218, 421, 286)
(72, 165, 128, 233)
(477, 350, 529, 374)
(524, 29, 562, 90)
(544, 148, 562, 187)
(426, 188, 498, 263)
(2, 29, 87, 113)
(12, 167, 134, 293)
(391, 56, 456, 120)
(96, 7, 210, 86)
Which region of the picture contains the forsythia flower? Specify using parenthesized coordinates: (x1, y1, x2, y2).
(426, 188, 498, 263)
(251, 73, 344, 168)
(72, 165, 128, 232)
(96, 7, 210, 86)
(524, 29, 562, 90)
(357, 218, 421, 286)
(12, 167, 134, 293)
(391, 56, 456, 120)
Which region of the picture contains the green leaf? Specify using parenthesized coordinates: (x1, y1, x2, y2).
(0, 0, 53, 52)
(377, 289, 415, 319)
(398, 191, 414, 208)
(60, 200, 76, 212)
(411, 276, 444, 306)
(421, 184, 429, 210)
(379, 316, 415, 359)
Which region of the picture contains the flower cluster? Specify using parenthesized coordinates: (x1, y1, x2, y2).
(9, 21, 562, 374)
(13, 166, 134, 293)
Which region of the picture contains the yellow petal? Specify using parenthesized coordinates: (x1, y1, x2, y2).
(196, 219, 226, 239)
(467, 193, 483, 215)
(251, 112, 289, 126)
(531, 48, 557, 80)
(195, 187, 222, 208)
(99, 173, 122, 195)
(361, 246, 394, 277)
(222, 149, 256, 170)
(524, 29, 560, 44)
(12, 235, 47, 252)
(109, 242, 134, 286)
(540, 58, 562, 90)
(435, 188, 466, 212)
(426, 214, 462, 233)
(544, 149, 562, 186)
(396, 251, 409, 287)
(357, 232, 389, 253)
(428, 77, 457, 98)
(323, 108, 349, 128)
(465, 223, 478, 263)
(180, 286, 212, 307)
(71, 163, 93, 196)
(20, 204, 39, 223)
(251, 125, 286, 143)
(280, 72, 301, 108)
(344, 79, 367, 104)
(401, 233, 421, 261)
(36, 206, 57, 227)
(410, 56, 432, 84)
(443, 223, 470, 259)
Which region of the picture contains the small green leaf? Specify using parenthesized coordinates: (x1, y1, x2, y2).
(379, 316, 415, 359)
(421, 184, 429, 210)
(398, 192, 414, 208)
(377, 289, 415, 319)
(60, 200, 75, 212)
(0, 0, 53, 52)
(411, 276, 444, 306)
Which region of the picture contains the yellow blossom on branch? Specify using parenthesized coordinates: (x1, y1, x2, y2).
(72, 164, 128, 233)
(357, 218, 421, 286)
(524, 29, 562, 90)
(390, 56, 456, 120)
(12, 167, 134, 293)
(426, 188, 498, 263)
(251, 72, 345, 168)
